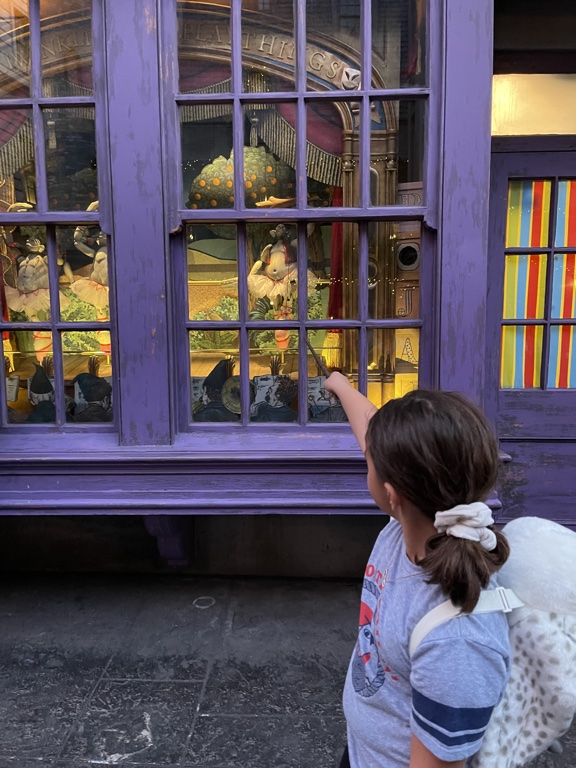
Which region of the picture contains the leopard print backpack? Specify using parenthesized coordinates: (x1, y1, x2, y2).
(410, 517, 576, 768)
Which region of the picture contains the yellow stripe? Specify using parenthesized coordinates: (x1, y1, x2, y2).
(506, 181, 522, 248)
(501, 326, 516, 387)
(533, 326, 543, 388)
(536, 255, 546, 317)
(503, 255, 519, 318)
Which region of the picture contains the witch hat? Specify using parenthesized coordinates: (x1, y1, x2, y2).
(73, 372, 112, 402)
(203, 359, 230, 392)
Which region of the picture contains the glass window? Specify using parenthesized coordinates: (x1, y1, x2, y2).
(492, 74, 576, 137)
(40, 0, 93, 97)
(500, 178, 576, 390)
(177, 1, 427, 425)
(1, 2, 112, 428)
(0, 1, 30, 98)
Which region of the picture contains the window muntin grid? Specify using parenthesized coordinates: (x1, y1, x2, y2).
(500, 177, 576, 390)
(0, 0, 114, 429)
(175, 1, 428, 427)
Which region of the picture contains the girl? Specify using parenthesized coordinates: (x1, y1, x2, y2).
(323, 373, 511, 768)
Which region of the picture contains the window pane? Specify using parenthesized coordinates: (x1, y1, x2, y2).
(0, 108, 36, 208)
(370, 99, 425, 206)
(44, 107, 97, 211)
(306, 100, 350, 208)
(554, 180, 576, 248)
(303, 327, 357, 391)
(189, 335, 241, 422)
(369, 221, 421, 320)
(178, 3, 231, 92)
(505, 179, 551, 248)
(551, 254, 576, 320)
(306, 330, 349, 423)
(302, 221, 358, 321)
(500, 325, 543, 389)
(187, 223, 238, 321)
(492, 75, 576, 137)
(372, 0, 426, 89)
(250, 371, 298, 423)
(368, 327, 419, 406)
(1, 224, 53, 322)
(547, 325, 576, 389)
(62, 334, 113, 422)
(305, 0, 426, 90)
(182, 103, 300, 210)
(502, 254, 547, 320)
(243, 4, 294, 92)
(246, 222, 323, 324)
(59, 224, 110, 326)
(41, 0, 93, 97)
(0, 1, 30, 98)
(3, 339, 54, 423)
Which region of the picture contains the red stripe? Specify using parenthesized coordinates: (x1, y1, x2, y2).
(526, 255, 541, 318)
(568, 181, 576, 246)
(561, 254, 575, 319)
(557, 325, 572, 388)
(524, 325, 536, 387)
(530, 181, 544, 246)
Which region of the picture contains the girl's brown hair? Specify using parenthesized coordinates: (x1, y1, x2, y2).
(366, 390, 509, 612)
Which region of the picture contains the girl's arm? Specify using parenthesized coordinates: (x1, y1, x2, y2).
(410, 735, 465, 768)
(323, 371, 377, 454)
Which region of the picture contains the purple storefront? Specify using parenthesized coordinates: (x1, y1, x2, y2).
(1, 1, 575, 572)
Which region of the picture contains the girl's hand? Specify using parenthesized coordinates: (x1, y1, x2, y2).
(323, 371, 351, 396)
(322, 373, 377, 454)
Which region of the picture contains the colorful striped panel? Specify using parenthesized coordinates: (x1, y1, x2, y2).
(547, 325, 576, 389)
(500, 325, 543, 389)
(551, 254, 576, 319)
(506, 180, 551, 248)
(555, 180, 576, 247)
(503, 254, 546, 319)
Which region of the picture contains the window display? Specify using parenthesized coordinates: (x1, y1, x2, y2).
(176, 1, 426, 426)
(2, 0, 427, 432)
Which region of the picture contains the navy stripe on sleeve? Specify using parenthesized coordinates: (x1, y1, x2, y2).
(412, 710, 486, 748)
(412, 688, 494, 733)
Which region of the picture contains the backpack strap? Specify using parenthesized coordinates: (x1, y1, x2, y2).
(409, 587, 524, 657)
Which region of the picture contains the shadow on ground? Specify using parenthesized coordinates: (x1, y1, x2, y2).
(0, 574, 573, 767)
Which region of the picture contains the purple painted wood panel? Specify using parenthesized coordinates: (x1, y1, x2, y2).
(104, 0, 171, 445)
(497, 441, 576, 530)
(438, 1, 493, 403)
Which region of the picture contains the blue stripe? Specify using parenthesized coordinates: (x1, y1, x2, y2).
(520, 183, 533, 247)
(412, 711, 486, 748)
(514, 326, 525, 388)
(556, 181, 568, 248)
(516, 255, 528, 318)
(551, 254, 564, 319)
(412, 689, 493, 733)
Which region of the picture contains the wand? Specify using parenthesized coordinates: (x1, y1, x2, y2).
(304, 335, 330, 378)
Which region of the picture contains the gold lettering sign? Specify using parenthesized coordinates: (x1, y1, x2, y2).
(179, 20, 349, 86)
(0, 15, 353, 94)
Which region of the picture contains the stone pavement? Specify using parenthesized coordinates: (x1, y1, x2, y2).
(0, 574, 573, 768)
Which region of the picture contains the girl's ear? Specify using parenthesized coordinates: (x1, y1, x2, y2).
(383, 482, 402, 514)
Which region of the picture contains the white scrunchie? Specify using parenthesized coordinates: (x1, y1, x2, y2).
(434, 502, 497, 551)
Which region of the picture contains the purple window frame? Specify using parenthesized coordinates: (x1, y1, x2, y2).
(161, 0, 437, 436)
(0, 0, 496, 457)
(0, 0, 113, 433)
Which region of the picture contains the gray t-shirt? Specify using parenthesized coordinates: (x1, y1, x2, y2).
(343, 519, 510, 768)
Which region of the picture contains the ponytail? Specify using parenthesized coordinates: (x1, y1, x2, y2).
(418, 529, 510, 613)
